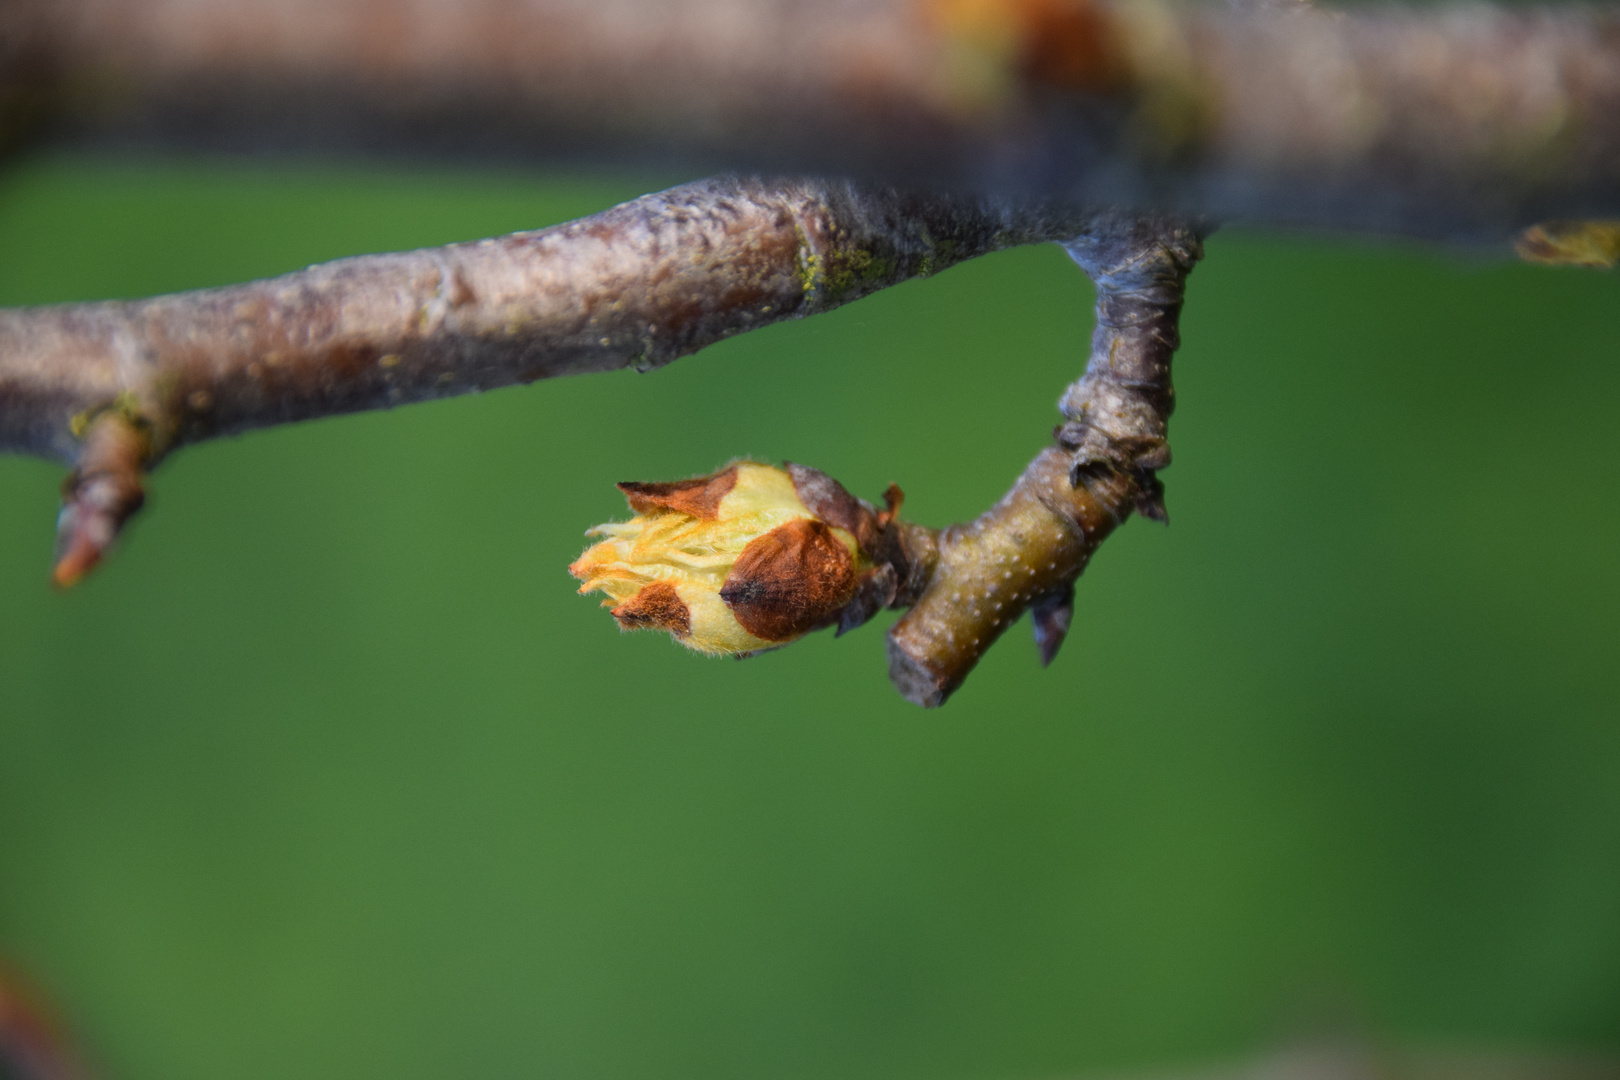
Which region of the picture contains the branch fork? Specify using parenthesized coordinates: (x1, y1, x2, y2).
(7, 173, 1203, 704)
(883, 216, 1203, 705)
(564, 201, 1205, 705)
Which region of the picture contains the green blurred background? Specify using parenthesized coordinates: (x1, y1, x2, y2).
(0, 153, 1616, 1080)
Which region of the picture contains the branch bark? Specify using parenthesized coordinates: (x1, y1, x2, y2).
(0, 176, 1099, 465)
(888, 214, 1201, 705)
(0, 176, 1103, 593)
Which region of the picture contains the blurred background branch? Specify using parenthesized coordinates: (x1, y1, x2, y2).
(2, 0, 1619, 238)
(7, 952, 1620, 1080)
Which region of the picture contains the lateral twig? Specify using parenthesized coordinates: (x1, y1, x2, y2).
(888, 214, 1202, 705)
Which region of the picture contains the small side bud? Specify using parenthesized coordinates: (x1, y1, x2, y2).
(1132, 472, 1169, 524)
(53, 410, 151, 589)
(1030, 584, 1076, 667)
(570, 461, 918, 657)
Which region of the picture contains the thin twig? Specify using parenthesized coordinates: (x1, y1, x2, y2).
(888, 214, 1202, 705)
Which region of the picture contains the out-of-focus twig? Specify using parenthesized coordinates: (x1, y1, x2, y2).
(1106, 1043, 1620, 1080)
(5, 0, 1620, 238)
(0, 965, 87, 1080)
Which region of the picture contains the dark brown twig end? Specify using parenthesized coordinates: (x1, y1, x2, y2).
(52, 411, 150, 589)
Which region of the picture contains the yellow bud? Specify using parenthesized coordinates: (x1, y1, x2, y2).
(570, 462, 881, 656)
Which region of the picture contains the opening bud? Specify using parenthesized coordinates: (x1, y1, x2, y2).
(569, 461, 918, 656)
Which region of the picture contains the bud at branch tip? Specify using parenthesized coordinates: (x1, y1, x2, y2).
(569, 461, 918, 657)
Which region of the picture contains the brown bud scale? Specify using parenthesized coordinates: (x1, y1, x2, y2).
(610, 581, 692, 637)
(721, 518, 856, 641)
(618, 467, 739, 520)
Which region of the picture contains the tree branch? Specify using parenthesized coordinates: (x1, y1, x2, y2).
(0, 169, 1201, 703)
(0, 176, 1101, 465)
(7, 0, 1620, 237)
(0, 176, 1101, 591)
(4, 0, 1613, 699)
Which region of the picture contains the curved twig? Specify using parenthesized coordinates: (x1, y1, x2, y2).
(888, 214, 1202, 705)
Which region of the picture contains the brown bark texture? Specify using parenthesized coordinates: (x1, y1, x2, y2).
(0, 177, 1097, 466)
(0, 176, 1104, 607)
(889, 213, 1201, 705)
